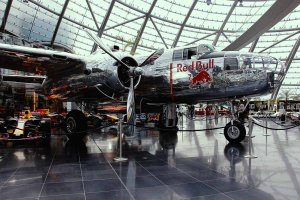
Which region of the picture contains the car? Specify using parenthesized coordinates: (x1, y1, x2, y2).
(0, 110, 51, 142)
(35, 109, 64, 127)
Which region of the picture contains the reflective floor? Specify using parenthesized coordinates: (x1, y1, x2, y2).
(0, 116, 300, 200)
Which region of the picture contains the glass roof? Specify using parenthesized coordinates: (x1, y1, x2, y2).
(0, 0, 300, 97)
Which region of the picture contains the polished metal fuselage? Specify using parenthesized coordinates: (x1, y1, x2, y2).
(136, 51, 279, 104)
(42, 49, 282, 104)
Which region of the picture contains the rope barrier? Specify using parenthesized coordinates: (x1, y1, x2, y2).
(268, 116, 296, 127)
(250, 114, 300, 130)
(253, 121, 299, 130)
(178, 126, 226, 131)
(183, 113, 222, 121)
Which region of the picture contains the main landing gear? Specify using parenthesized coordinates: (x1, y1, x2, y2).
(65, 110, 87, 139)
(223, 99, 250, 143)
(158, 103, 246, 143)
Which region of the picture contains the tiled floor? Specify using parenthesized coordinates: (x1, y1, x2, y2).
(0, 116, 300, 200)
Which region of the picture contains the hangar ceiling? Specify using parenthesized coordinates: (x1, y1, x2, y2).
(0, 0, 299, 98)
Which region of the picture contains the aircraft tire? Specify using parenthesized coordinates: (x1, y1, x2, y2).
(65, 110, 87, 140)
(224, 121, 246, 143)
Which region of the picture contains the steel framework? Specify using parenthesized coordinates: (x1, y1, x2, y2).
(223, 0, 300, 51)
(272, 35, 300, 99)
(50, 0, 70, 47)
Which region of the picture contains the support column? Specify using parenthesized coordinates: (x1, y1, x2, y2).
(0, 0, 13, 32)
(223, 0, 300, 51)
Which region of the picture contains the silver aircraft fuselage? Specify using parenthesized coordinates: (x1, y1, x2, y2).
(42, 46, 284, 104)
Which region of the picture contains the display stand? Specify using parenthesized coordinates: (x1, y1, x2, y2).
(244, 116, 257, 159)
(114, 114, 128, 162)
(263, 114, 271, 136)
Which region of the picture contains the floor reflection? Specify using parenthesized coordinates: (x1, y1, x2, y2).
(64, 138, 88, 157)
(0, 116, 299, 199)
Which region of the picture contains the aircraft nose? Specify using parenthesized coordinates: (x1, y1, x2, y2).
(239, 53, 285, 90)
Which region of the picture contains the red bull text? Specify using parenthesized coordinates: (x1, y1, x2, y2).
(175, 59, 214, 72)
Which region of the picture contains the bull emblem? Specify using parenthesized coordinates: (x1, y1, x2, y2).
(189, 71, 212, 87)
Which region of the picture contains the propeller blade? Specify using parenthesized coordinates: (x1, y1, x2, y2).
(84, 29, 130, 69)
(127, 76, 135, 134)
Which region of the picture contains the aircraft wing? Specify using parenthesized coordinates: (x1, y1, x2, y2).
(0, 43, 87, 79)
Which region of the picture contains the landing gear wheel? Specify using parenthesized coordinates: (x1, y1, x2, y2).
(224, 121, 246, 143)
(65, 110, 87, 140)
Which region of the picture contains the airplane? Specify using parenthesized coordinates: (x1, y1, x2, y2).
(0, 29, 286, 143)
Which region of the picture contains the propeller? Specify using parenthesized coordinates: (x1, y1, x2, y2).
(84, 29, 143, 134)
(85, 29, 129, 69)
(127, 74, 135, 133)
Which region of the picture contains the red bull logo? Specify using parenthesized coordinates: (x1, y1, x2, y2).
(190, 71, 212, 87)
(169, 59, 214, 90)
(175, 59, 214, 72)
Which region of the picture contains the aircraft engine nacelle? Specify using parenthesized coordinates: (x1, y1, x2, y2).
(117, 56, 141, 89)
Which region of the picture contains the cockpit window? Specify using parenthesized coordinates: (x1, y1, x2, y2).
(240, 55, 276, 69)
(183, 47, 197, 60)
(173, 45, 213, 61)
(173, 49, 183, 61)
(253, 57, 264, 68)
